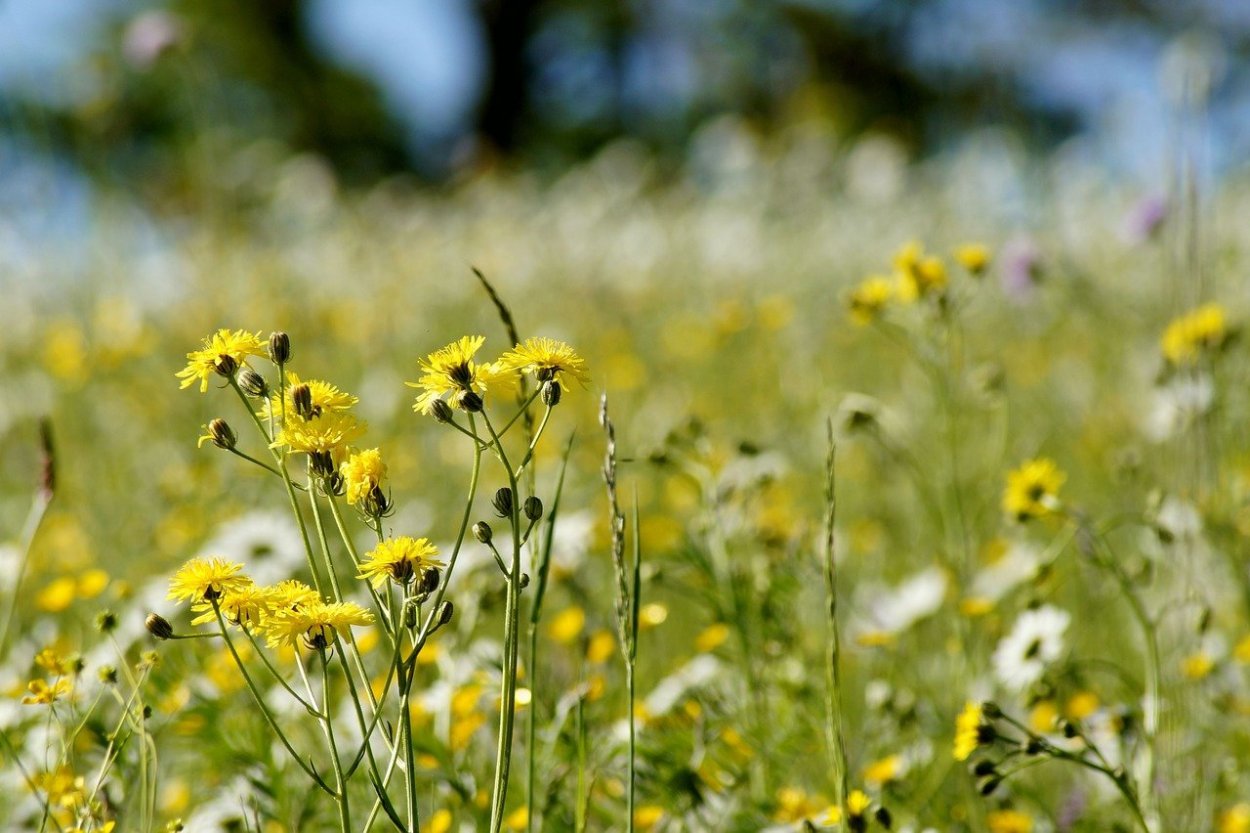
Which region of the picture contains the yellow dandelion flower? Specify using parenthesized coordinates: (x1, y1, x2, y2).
(1161, 302, 1228, 366)
(191, 582, 274, 628)
(341, 448, 386, 506)
(1219, 804, 1250, 833)
(36, 577, 77, 613)
(547, 606, 586, 644)
(1002, 457, 1066, 522)
(773, 786, 826, 823)
(586, 629, 616, 664)
(695, 623, 730, 653)
(1234, 633, 1250, 663)
(263, 372, 358, 422)
(633, 805, 665, 830)
(894, 240, 948, 302)
(357, 536, 443, 588)
(22, 677, 73, 705)
(267, 580, 321, 611)
(954, 243, 992, 275)
(262, 600, 373, 649)
(504, 806, 529, 830)
(847, 276, 894, 325)
(176, 329, 266, 393)
(847, 789, 872, 816)
(34, 647, 71, 676)
(406, 335, 503, 414)
(498, 337, 590, 390)
(863, 754, 903, 786)
(953, 701, 986, 761)
(1181, 652, 1215, 680)
(272, 411, 365, 454)
(639, 603, 668, 628)
(987, 809, 1033, 833)
(1065, 691, 1100, 720)
(168, 557, 250, 604)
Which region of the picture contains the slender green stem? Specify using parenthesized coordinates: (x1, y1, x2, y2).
(0, 489, 52, 657)
(822, 426, 850, 809)
(321, 649, 353, 833)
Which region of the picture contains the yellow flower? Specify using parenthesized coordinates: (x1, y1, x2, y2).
(263, 372, 358, 422)
(847, 276, 894, 325)
(504, 806, 529, 830)
(498, 337, 590, 390)
(1002, 457, 1065, 522)
(191, 582, 274, 628)
(547, 606, 586, 644)
(272, 411, 365, 454)
(268, 580, 321, 611)
(23, 677, 73, 705)
(341, 448, 386, 506)
(176, 329, 266, 393)
(35, 647, 72, 676)
(1181, 652, 1215, 680)
(694, 623, 730, 653)
(633, 805, 665, 830)
(773, 786, 827, 823)
(168, 557, 250, 604)
(406, 335, 503, 414)
(357, 537, 443, 588)
(1219, 803, 1250, 833)
(37, 577, 77, 613)
(1065, 691, 1100, 720)
(863, 754, 903, 786)
(954, 243, 992, 275)
(1161, 303, 1228, 366)
(261, 600, 373, 649)
(894, 241, 948, 302)
(987, 809, 1033, 833)
(953, 701, 985, 761)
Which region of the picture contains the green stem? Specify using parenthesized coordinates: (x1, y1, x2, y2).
(321, 650, 353, 833)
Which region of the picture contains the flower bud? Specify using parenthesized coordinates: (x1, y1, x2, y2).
(268, 331, 291, 364)
(461, 391, 484, 413)
(237, 367, 269, 398)
(323, 471, 346, 497)
(310, 450, 335, 478)
(98, 665, 118, 685)
(363, 485, 391, 517)
(981, 701, 1002, 718)
(473, 521, 493, 545)
(146, 613, 174, 640)
(437, 600, 454, 627)
(518, 572, 530, 590)
(96, 610, 118, 633)
(419, 567, 441, 596)
(541, 379, 562, 407)
(292, 383, 314, 420)
(874, 807, 892, 830)
(524, 496, 544, 522)
(212, 354, 238, 379)
(972, 760, 997, 777)
(430, 399, 454, 424)
(492, 487, 514, 518)
(207, 418, 236, 450)
(404, 599, 418, 629)
(979, 777, 1001, 796)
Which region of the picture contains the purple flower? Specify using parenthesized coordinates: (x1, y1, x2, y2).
(1000, 236, 1043, 302)
(1122, 194, 1169, 244)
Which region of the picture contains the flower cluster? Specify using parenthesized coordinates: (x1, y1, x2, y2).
(846, 239, 991, 325)
(1160, 302, 1229, 367)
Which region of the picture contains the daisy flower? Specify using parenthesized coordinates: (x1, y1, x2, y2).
(992, 605, 1070, 691)
(176, 328, 267, 393)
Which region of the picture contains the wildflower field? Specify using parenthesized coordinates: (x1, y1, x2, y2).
(5, 132, 1250, 833)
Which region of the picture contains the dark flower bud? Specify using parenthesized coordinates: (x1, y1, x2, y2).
(1025, 738, 1044, 755)
(142, 704, 153, 720)
(849, 815, 868, 833)
(519, 572, 530, 589)
(541, 379, 562, 407)
(145, 613, 174, 640)
(493, 487, 514, 518)
(473, 521, 493, 545)
(404, 600, 419, 629)
(981, 701, 1002, 718)
(292, 383, 314, 420)
(524, 495, 544, 522)
(269, 331, 291, 364)
(323, 471, 346, 497)
(972, 760, 997, 777)
(419, 567, 441, 596)
(979, 776, 1001, 796)
(430, 399, 454, 424)
(206, 418, 236, 450)
(363, 485, 391, 518)
(437, 600, 454, 627)
(237, 367, 269, 398)
(874, 806, 892, 829)
(309, 450, 335, 477)
(461, 391, 484, 413)
(1060, 719, 1079, 739)
(96, 610, 118, 633)
(212, 354, 238, 379)
(98, 665, 118, 685)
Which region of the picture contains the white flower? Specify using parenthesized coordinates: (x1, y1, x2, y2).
(852, 567, 947, 642)
(197, 510, 304, 586)
(968, 541, 1042, 604)
(1144, 373, 1213, 441)
(993, 605, 1070, 692)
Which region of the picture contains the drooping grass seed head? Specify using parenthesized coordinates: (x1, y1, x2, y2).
(237, 367, 269, 398)
(268, 331, 291, 364)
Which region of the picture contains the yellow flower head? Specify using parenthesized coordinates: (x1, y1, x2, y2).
(1219, 803, 1250, 833)
(1161, 303, 1228, 366)
(498, 337, 590, 390)
(987, 809, 1034, 833)
(176, 329, 266, 393)
(407, 335, 503, 415)
(268, 580, 321, 611)
(953, 700, 986, 761)
(263, 372, 358, 422)
(954, 243, 992, 275)
(893, 241, 948, 302)
(22, 677, 73, 705)
(272, 411, 365, 455)
(262, 600, 373, 649)
(1002, 457, 1065, 522)
(341, 448, 386, 506)
(847, 276, 894, 325)
(168, 557, 250, 604)
(357, 536, 443, 588)
(863, 754, 903, 786)
(191, 582, 274, 628)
